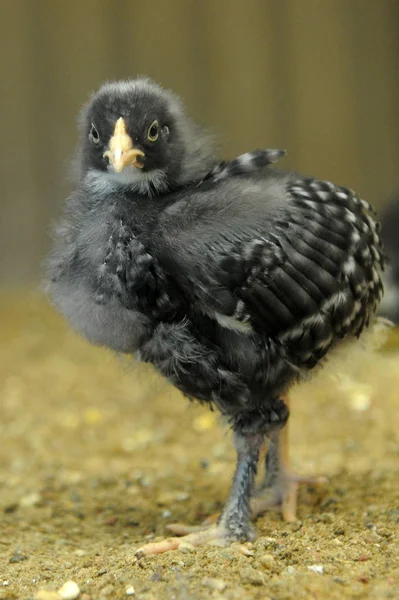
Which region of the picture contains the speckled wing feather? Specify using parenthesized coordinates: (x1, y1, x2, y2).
(198, 149, 286, 186)
(152, 171, 384, 370)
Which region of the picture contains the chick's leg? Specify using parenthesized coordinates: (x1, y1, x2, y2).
(252, 394, 326, 522)
(135, 432, 263, 557)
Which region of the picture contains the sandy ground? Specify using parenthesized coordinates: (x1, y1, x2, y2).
(0, 291, 398, 600)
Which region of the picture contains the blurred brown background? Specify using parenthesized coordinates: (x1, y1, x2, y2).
(1, 0, 398, 285)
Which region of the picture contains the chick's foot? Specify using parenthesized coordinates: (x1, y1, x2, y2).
(136, 431, 263, 557)
(252, 470, 327, 522)
(135, 522, 253, 557)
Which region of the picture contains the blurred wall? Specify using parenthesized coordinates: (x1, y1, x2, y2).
(1, 0, 398, 285)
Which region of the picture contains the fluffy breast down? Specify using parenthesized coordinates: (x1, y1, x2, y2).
(48, 277, 152, 354)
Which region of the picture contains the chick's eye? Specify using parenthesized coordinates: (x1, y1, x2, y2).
(147, 120, 159, 142)
(89, 123, 100, 144)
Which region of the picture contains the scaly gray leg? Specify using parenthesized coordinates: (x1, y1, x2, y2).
(216, 432, 263, 540)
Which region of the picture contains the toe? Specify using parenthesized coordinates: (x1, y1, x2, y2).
(166, 511, 220, 535)
(166, 522, 212, 535)
(135, 537, 182, 558)
(135, 523, 251, 556)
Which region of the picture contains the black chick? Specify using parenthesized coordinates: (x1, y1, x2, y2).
(46, 78, 384, 555)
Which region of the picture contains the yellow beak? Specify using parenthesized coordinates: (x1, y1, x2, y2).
(103, 117, 144, 172)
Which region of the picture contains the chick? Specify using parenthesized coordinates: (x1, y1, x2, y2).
(46, 78, 384, 554)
